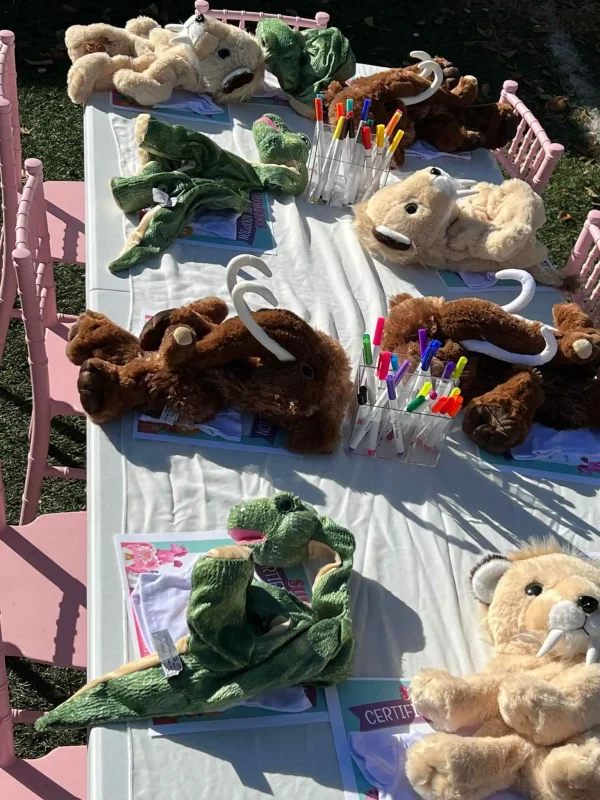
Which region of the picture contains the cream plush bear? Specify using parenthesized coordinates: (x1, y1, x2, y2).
(406, 541, 600, 800)
(353, 166, 563, 287)
(65, 13, 266, 106)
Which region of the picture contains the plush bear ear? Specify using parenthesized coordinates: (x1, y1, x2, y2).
(470, 554, 510, 605)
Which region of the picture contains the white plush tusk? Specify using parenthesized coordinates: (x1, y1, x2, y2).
(537, 628, 565, 658)
(409, 50, 433, 78)
(587, 636, 600, 665)
(457, 179, 478, 188)
(375, 226, 412, 246)
(231, 281, 296, 362)
(455, 188, 479, 199)
(402, 61, 444, 106)
(165, 23, 185, 32)
(460, 323, 558, 366)
(170, 33, 193, 45)
(498, 269, 537, 314)
(226, 254, 273, 297)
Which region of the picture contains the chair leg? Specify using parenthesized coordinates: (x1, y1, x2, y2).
(20, 415, 51, 526)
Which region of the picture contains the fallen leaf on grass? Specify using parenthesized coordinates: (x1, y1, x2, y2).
(477, 27, 493, 37)
(20, 126, 31, 135)
(364, 16, 374, 26)
(434, 17, 445, 24)
(534, 25, 553, 34)
(482, 41, 499, 52)
(558, 210, 573, 222)
(545, 96, 567, 112)
(501, 49, 517, 58)
(577, 145, 592, 156)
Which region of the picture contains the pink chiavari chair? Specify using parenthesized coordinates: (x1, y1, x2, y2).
(563, 210, 600, 325)
(0, 30, 86, 360)
(13, 159, 86, 525)
(494, 80, 564, 194)
(194, 0, 330, 30)
(0, 464, 86, 798)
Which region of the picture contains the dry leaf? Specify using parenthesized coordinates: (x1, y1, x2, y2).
(501, 49, 517, 58)
(558, 210, 573, 222)
(364, 16, 374, 26)
(481, 82, 491, 97)
(546, 96, 567, 112)
(482, 41, 498, 52)
(577, 145, 592, 156)
(477, 27, 493, 37)
(60, 4, 77, 11)
(434, 17, 444, 24)
(534, 24, 553, 33)
(20, 126, 31, 135)
(510, 71, 522, 79)
(416, 19, 426, 25)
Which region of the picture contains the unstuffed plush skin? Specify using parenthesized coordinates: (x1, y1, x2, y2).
(66, 300, 352, 454)
(381, 294, 600, 454)
(322, 62, 517, 165)
(65, 14, 265, 106)
(354, 166, 562, 287)
(406, 542, 600, 800)
(35, 493, 355, 730)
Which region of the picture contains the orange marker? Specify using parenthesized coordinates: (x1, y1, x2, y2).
(384, 109, 403, 139)
(336, 102, 344, 120)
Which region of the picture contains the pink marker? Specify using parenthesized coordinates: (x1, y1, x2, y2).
(372, 317, 386, 365)
(377, 350, 391, 380)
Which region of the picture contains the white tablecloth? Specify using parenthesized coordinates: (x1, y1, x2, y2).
(83, 85, 600, 800)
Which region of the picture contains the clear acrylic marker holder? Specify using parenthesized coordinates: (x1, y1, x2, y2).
(345, 360, 458, 466)
(305, 122, 391, 208)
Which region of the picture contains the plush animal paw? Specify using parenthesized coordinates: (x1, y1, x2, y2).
(542, 739, 600, 799)
(77, 359, 114, 419)
(205, 545, 252, 560)
(406, 733, 491, 800)
(410, 669, 474, 732)
(462, 401, 525, 454)
(498, 674, 576, 746)
(66, 310, 140, 366)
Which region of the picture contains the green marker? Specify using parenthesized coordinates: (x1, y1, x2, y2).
(452, 356, 468, 380)
(362, 334, 373, 365)
(406, 395, 426, 412)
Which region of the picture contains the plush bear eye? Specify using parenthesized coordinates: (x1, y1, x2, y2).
(525, 583, 543, 596)
(301, 364, 315, 378)
(275, 495, 294, 513)
(195, 14, 204, 22)
(217, 48, 231, 59)
(430, 167, 441, 176)
(405, 203, 418, 214)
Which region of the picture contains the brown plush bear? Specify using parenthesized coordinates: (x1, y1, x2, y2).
(322, 57, 517, 165)
(381, 292, 600, 454)
(66, 297, 352, 455)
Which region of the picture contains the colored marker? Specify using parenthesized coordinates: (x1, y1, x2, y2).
(452, 356, 468, 380)
(384, 109, 403, 141)
(311, 115, 344, 201)
(336, 102, 344, 120)
(386, 374, 404, 455)
(418, 329, 428, 357)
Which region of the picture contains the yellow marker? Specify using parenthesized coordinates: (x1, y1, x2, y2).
(333, 115, 344, 139)
(452, 356, 468, 380)
(417, 381, 433, 398)
(375, 124, 385, 149)
(384, 110, 403, 139)
(449, 387, 461, 398)
(388, 129, 405, 153)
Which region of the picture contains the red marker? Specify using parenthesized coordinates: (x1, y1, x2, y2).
(336, 102, 344, 120)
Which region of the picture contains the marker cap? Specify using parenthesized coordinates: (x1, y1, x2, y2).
(377, 350, 392, 380)
(373, 317, 386, 347)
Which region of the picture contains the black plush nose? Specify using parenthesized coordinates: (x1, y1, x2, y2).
(578, 596, 599, 614)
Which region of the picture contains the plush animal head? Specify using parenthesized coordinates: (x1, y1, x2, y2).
(65, 22, 155, 61)
(471, 542, 600, 665)
(166, 13, 266, 102)
(227, 492, 322, 566)
(353, 166, 478, 265)
(253, 114, 311, 167)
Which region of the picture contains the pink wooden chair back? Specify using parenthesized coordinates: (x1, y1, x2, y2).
(564, 210, 600, 325)
(12, 160, 56, 412)
(494, 80, 564, 194)
(194, 0, 330, 30)
(0, 31, 21, 190)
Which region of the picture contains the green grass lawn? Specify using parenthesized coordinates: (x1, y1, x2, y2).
(2, 0, 599, 759)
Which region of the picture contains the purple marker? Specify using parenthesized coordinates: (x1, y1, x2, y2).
(392, 359, 411, 387)
(418, 328, 428, 357)
(441, 361, 455, 380)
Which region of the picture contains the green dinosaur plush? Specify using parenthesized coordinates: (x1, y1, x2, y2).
(35, 493, 354, 730)
(256, 19, 355, 115)
(108, 112, 310, 272)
